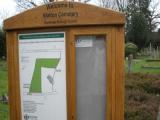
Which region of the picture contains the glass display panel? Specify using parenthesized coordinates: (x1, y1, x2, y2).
(76, 35, 106, 120)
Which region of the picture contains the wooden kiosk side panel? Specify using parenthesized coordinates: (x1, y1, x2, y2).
(115, 26, 125, 120)
(6, 31, 22, 120)
(107, 27, 114, 120)
(110, 27, 116, 120)
(68, 30, 76, 120)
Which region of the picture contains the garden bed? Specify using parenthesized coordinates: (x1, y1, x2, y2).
(125, 73, 160, 120)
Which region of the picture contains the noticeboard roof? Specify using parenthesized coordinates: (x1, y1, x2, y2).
(4, 1, 125, 30)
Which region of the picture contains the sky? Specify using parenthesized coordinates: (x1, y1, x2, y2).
(0, 0, 16, 12)
(0, 0, 17, 24)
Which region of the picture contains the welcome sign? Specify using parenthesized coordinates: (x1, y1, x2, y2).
(4, 1, 125, 120)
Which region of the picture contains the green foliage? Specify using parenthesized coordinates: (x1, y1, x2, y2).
(125, 0, 154, 49)
(125, 42, 138, 56)
(126, 13, 149, 49)
(0, 29, 6, 58)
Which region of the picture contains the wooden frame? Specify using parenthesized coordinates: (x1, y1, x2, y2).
(69, 27, 113, 120)
(7, 28, 70, 120)
(68, 26, 124, 120)
(4, 1, 125, 120)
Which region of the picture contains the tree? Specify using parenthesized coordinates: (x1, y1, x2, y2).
(148, 0, 160, 31)
(98, 0, 160, 31)
(14, 0, 44, 11)
(158, 28, 160, 34)
(98, 0, 128, 12)
(15, 0, 90, 11)
(126, 13, 149, 49)
(124, 0, 160, 32)
(121, 0, 160, 49)
(0, 29, 6, 58)
(115, 0, 128, 12)
(0, 10, 10, 58)
(99, 0, 117, 9)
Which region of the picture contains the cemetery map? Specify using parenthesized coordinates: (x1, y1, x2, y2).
(18, 32, 67, 120)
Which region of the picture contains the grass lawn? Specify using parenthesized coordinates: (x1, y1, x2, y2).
(0, 59, 9, 120)
(126, 58, 160, 74)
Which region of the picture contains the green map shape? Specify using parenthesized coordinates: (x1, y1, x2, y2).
(29, 58, 60, 93)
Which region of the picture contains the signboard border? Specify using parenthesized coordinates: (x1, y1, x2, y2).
(18, 31, 67, 120)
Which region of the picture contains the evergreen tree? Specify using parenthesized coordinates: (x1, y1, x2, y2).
(0, 29, 6, 58)
(158, 28, 160, 34)
(126, 13, 149, 50)
(126, 0, 150, 49)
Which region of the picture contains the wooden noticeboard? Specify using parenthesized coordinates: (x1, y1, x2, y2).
(4, 1, 125, 120)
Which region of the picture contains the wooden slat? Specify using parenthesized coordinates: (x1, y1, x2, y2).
(6, 31, 22, 120)
(106, 27, 113, 120)
(66, 30, 71, 120)
(111, 27, 116, 120)
(68, 30, 76, 120)
(115, 27, 125, 120)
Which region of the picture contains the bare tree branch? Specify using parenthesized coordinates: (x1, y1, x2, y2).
(28, 1, 37, 7)
(99, 0, 117, 10)
(16, 2, 29, 9)
(15, 0, 91, 11)
(14, 0, 41, 11)
(148, 0, 160, 31)
(43, 0, 50, 3)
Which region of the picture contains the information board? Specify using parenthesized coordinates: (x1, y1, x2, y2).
(18, 32, 67, 120)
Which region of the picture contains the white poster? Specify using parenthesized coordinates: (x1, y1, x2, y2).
(18, 32, 67, 120)
(76, 36, 93, 47)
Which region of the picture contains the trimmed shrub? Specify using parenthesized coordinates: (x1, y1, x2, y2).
(125, 42, 138, 57)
